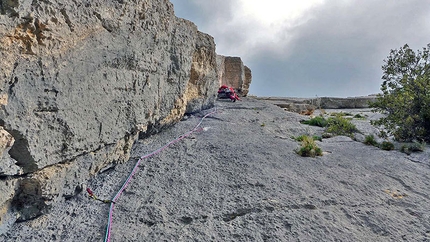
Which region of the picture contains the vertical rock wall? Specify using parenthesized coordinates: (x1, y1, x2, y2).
(243, 66, 252, 96)
(0, 0, 218, 227)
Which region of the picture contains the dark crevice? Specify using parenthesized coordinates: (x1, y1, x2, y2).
(406, 156, 430, 168)
(93, 11, 102, 21)
(8, 76, 18, 95)
(138, 121, 160, 139)
(222, 208, 262, 222)
(0, 0, 19, 17)
(143, 220, 155, 227)
(63, 185, 83, 200)
(60, 8, 74, 32)
(7, 130, 38, 173)
(220, 203, 319, 223)
(142, 75, 149, 90)
(99, 164, 116, 174)
(179, 216, 193, 225)
(0, 173, 28, 180)
(34, 18, 49, 46)
(33, 107, 59, 113)
(11, 178, 49, 222)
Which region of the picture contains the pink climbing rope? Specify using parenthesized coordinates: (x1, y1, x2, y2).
(103, 109, 217, 242)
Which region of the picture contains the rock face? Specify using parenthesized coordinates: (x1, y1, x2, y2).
(0, 0, 218, 229)
(217, 55, 252, 96)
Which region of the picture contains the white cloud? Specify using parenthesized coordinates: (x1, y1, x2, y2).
(213, 0, 325, 58)
(238, 0, 324, 25)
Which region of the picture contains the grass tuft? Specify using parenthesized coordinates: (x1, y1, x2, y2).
(400, 141, 426, 155)
(326, 116, 358, 136)
(295, 135, 323, 157)
(364, 135, 378, 146)
(380, 141, 394, 151)
(300, 116, 328, 127)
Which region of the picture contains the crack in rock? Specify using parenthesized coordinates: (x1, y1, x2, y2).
(222, 208, 263, 222)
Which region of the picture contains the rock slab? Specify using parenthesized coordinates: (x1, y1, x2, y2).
(1, 98, 429, 241)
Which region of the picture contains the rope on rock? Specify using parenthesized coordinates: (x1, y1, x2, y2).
(100, 108, 217, 242)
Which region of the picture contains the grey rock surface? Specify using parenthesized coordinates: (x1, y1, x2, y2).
(0, 0, 218, 227)
(2, 98, 429, 241)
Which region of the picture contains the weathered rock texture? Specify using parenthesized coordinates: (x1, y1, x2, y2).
(0, 0, 218, 229)
(217, 55, 252, 96)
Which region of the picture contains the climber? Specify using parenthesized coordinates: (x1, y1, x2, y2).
(217, 85, 240, 102)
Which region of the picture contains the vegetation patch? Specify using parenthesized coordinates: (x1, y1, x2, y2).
(380, 141, 395, 151)
(295, 135, 323, 157)
(353, 114, 366, 119)
(300, 116, 328, 127)
(294, 135, 322, 142)
(400, 142, 426, 155)
(370, 43, 430, 142)
(330, 112, 353, 117)
(300, 115, 358, 138)
(364, 135, 378, 146)
(326, 116, 358, 136)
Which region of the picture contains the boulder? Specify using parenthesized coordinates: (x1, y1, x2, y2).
(0, 0, 218, 227)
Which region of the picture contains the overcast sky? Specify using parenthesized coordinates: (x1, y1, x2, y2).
(170, 0, 430, 97)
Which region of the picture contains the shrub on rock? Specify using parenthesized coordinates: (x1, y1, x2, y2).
(295, 135, 323, 157)
(326, 116, 358, 136)
(300, 116, 328, 127)
(370, 43, 430, 142)
(380, 141, 395, 151)
(364, 135, 378, 146)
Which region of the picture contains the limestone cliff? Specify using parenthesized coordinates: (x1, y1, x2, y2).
(217, 55, 252, 96)
(0, 0, 218, 227)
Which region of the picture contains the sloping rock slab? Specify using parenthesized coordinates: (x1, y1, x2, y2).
(1, 98, 429, 241)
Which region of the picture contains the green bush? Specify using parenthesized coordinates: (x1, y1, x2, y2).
(370, 43, 430, 142)
(400, 145, 410, 154)
(312, 135, 323, 142)
(364, 135, 378, 146)
(326, 116, 358, 136)
(296, 135, 323, 157)
(353, 114, 366, 119)
(300, 116, 328, 127)
(400, 142, 426, 155)
(293, 135, 306, 142)
(380, 141, 395, 151)
(294, 135, 322, 142)
(330, 112, 353, 117)
(408, 142, 426, 152)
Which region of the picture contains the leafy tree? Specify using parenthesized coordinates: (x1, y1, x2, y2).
(370, 43, 430, 142)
